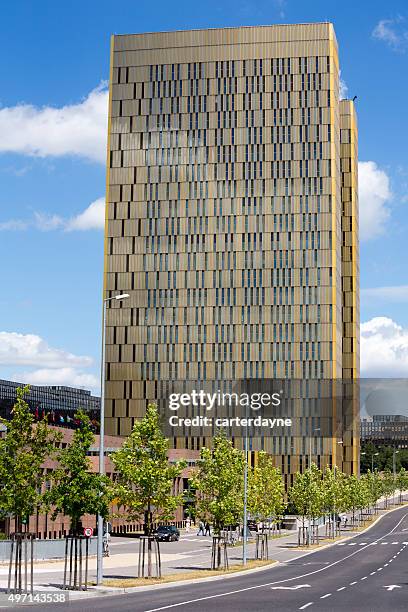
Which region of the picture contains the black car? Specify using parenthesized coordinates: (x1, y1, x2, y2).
(154, 525, 180, 542)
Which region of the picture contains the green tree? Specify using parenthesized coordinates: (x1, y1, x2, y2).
(344, 474, 369, 524)
(190, 432, 245, 533)
(111, 404, 186, 535)
(45, 410, 111, 534)
(248, 452, 285, 527)
(381, 469, 396, 508)
(322, 467, 347, 533)
(396, 467, 408, 503)
(288, 464, 324, 529)
(363, 470, 383, 511)
(0, 386, 62, 532)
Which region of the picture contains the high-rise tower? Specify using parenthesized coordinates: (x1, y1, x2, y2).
(103, 23, 359, 478)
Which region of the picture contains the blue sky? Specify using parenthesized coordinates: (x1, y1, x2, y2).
(0, 0, 407, 391)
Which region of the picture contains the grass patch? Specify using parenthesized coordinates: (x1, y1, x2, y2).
(102, 559, 277, 588)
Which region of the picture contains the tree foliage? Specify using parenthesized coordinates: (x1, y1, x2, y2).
(190, 432, 245, 533)
(44, 410, 111, 534)
(111, 404, 186, 534)
(0, 386, 62, 529)
(288, 464, 324, 526)
(247, 452, 285, 523)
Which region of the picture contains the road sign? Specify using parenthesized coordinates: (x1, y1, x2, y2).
(383, 585, 401, 591)
(83, 527, 93, 537)
(271, 585, 311, 590)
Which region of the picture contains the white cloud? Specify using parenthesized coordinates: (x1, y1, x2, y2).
(0, 196, 105, 233)
(66, 197, 105, 231)
(372, 17, 408, 51)
(339, 70, 348, 100)
(361, 317, 408, 377)
(362, 285, 408, 303)
(358, 161, 392, 240)
(0, 219, 29, 231)
(15, 368, 99, 390)
(0, 331, 93, 368)
(0, 83, 108, 163)
(33, 212, 64, 231)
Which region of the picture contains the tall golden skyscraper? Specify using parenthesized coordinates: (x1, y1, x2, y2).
(103, 23, 359, 479)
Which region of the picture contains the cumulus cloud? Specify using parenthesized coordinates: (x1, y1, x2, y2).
(0, 83, 108, 163)
(15, 368, 99, 390)
(358, 161, 392, 240)
(361, 317, 408, 377)
(66, 197, 105, 231)
(0, 331, 93, 368)
(372, 16, 408, 51)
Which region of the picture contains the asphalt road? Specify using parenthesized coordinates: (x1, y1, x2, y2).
(25, 506, 408, 611)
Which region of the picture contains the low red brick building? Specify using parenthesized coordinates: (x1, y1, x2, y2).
(2, 426, 199, 538)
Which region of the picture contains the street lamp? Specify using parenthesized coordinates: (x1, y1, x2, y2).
(97, 293, 129, 585)
(362, 451, 379, 473)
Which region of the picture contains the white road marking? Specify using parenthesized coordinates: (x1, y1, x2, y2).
(358, 543, 367, 546)
(384, 563, 389, 567)
(271, 585, 311, 591)
(370, 572, 376, 575)
(361, 576, 368, 580)
(381, 542, 388, 545)
(391, 541, 398, 544)
(383, 585, 401, 591)
(337, 586, 347, 591)
(378, 567, 383, 571)
(338, 543, 346, 546)
(144, 512, 408, 612)
(348, 543, 357, 546)
(299, 604, 313, 610)
(320, 593, 331, 599)
(350, 581, 357, 585)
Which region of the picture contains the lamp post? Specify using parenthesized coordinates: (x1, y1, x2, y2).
(393, 448, 400, 482)
(308, 427, 320, 544)
(334, 441, 343, 536)
(96, 293, 129, 585)
(243, 402, 249, 566)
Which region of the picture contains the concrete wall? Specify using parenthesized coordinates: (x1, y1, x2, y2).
(0, 537, 97, 562)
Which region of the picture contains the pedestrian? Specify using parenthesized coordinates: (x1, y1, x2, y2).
(197, 519, 205, 536)
(336, 514, 341, 531)
(344, 516, 348, 529)
(185, 517, 191, 533)
(205, 521, 211, 536)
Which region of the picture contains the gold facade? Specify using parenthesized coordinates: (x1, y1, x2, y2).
(103, 23, 359, 479)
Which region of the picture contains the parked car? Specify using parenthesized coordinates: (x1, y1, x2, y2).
(154, 525, 180, 542)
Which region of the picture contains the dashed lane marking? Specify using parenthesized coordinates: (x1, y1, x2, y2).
(320, 594, 331, 599)
(144, 512, 408, 612)
(337, 587, 347, 591)
(350, 581, 357, 585)
(299, 604, 313, 610)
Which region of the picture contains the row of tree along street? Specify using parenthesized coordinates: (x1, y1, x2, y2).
(1, 389, 408, 587)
